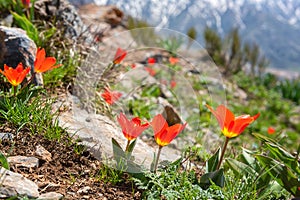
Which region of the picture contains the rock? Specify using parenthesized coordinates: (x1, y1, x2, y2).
(0, 26, 43, 86)
(0, 132, 14, 140)
(7, 155, 39, 168)
(35, 145, 52, 162)
(0, 26, 36, 70)
(68, 0, 94, 7)
(37, 192, 64, 200)
(0, 167, 39, 198)
(0, 15, 13, 27)
(0, 187, 17, 198)
(34, 0, 85, 40)
(78, 4, 124, 27)
(77, 186, 91, 194)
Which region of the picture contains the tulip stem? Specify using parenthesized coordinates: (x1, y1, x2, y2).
(217, 137, 230, 170)
(19, 73, 35, 94)
(26, 8, 30, 20)
(13, 86, 17, 97)
(125, 140, 131, 152)
(154, 145, 163, 173)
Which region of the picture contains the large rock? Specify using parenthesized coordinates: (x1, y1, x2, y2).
(68, 0, 95, 7)
(0, 26, 36, 70)
(78, 4, 124, 27)
(35, 0, 85, 40)
(0, 167, 39, 198)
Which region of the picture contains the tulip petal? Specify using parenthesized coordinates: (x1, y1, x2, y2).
(151, 114, 168, 137)
(207, 104, 234, 129)
(0, 63, 30, 86)
(117, 113, 149, 141)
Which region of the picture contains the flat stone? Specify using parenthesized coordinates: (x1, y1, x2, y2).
(37, 192, 64, 200)
(7, 155, 39, 168)
(0, 167, 39, 198)
(0, 187, 17, 198)
(0, 132, 13, 140)
(35, 145, 52, 162)
(77, 186, 91, 194)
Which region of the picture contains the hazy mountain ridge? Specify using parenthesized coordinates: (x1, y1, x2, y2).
(71, 0, 300, 71)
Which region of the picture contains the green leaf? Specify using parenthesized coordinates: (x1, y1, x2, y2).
(256, 154, 300, 196)
(11, 11, 40, 45)
(206, 147, 220, 172)
(265, 142, 300, 175)
(127, 139, 137, 154)
(111, 138, 125, 164)
(226, 158, 257, 176)
(200, 169, 225, 189)
(252, 133, 278, 144)
(0, 153, 9, 170)
(241, 147, 256, 165)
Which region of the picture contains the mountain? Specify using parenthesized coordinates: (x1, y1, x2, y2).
(71, 0, 300, 72)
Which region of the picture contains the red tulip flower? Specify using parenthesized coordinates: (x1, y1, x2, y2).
(151, 114, 186, 147)
(101, 87, 122, 105)
(147, 57, 156, 65)
(169, 57, 179, 65)
(34, 48, 62, 73)
(0, 63, 30, 87)
(22, 0, 30, 8)
(267, 127, 275, 134)
(170, 80, 176, 89)
(113, 48, 127, 64)
(117, 113, 149, 141)
(145, 67, 156, 76)
(131, 63, 136, 69)
(206, 104, 260, 139)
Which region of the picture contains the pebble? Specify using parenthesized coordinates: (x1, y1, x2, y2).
(7, 155, 39, 168)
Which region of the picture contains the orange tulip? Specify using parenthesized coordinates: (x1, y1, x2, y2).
(267, 127, 275, 134)
(117, 113, 149, 141)
(170, 80, 176, 89)
(169, 57, 179, 65)
(0, 63, 30, 86)
(151, 114, 186, 146)
(113, 48, 127, 64)
(34, 48, 62, 73)
(144, 67, 156, 76)
(101, 87, 122, 105)
(206, 104, 260, 138)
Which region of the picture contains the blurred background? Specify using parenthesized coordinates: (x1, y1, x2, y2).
(71, 0, 300, 78)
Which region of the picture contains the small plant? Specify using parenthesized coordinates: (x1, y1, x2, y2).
(158, 37, 183, 56)
(133, 158, 225, 200)
(276, 78, 300, 105)
(254, 133, 300, 198)
(96, 162, 125, 185)
(0, 152, 9, 170)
